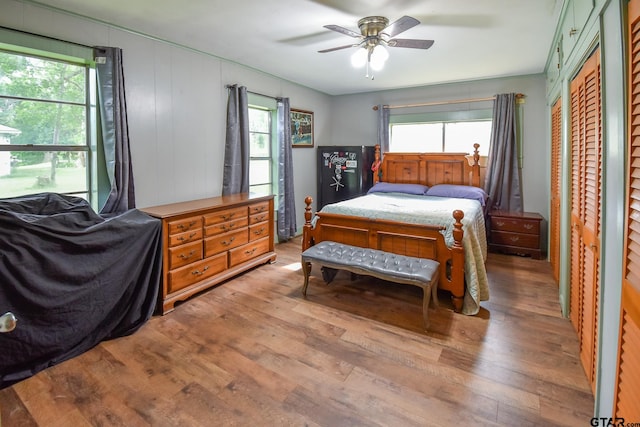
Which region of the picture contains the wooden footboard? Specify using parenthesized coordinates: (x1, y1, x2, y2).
(302, 196, 466, 312)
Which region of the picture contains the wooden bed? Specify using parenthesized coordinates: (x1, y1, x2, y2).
(302, 144, 482, 313)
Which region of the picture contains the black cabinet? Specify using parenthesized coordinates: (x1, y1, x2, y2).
(317, 145, 375, 210)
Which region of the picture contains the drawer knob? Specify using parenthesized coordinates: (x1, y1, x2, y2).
(179, 250, 196, 260)
(496, 221, 505, 227)
(222, 237, 236, 246)
(253, 228, 265, 236)
(178, 221, 196, 231)
(245, 248, 257, 255)
(221, 223, 236, 232)
(509, 236, 520, 242)
(524, 224, 533, 230)
(221, 213, 236, 221)
(192, 265, 210, 276)
(177, 232, 197, 242)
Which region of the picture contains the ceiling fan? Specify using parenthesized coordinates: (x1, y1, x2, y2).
(318, 15, 434, 78)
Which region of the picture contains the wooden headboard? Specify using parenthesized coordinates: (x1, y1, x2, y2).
(372, 143, 481, 188)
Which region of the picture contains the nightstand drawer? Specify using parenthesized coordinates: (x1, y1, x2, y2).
(488, 210, 544, 259)
(491, 216, 540, 235)
(491, 230, 539, 249)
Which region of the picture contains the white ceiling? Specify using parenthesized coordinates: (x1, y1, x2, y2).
(29, 0, 562, 96)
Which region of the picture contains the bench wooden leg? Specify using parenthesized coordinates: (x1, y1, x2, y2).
(431, 276, 439, 308)
(422, 272, 440, 330)
(301, 260, 311, 295)
(421, 284, 432, 329)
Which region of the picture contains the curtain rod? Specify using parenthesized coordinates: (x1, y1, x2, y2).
(372, 93, 525, 110)
(225, 84, 280, 101)
(0, 25, 94, 50)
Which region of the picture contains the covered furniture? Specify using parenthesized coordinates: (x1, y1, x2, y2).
(0, 193, 162, 389)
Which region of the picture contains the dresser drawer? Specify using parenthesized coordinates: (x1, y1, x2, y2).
(249, 223, 269, 241)
(168, 253, 227, 293)
(229, 237, 270, 267)
(169, 240, 203, 270)
(249, 202, 269, 216)
(249, 211, 269, 225)
(204, 217, 248, 237)
(204, 228, 248, 257)
(491, 215, 540, 235)
(168, 216, 202, 235)
(491, 230, 539, 249)
(203, 206, 247, 226)
(169, 228, 203, 247)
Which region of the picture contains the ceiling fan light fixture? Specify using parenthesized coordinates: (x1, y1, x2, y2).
(351, 48, 368, 68)
(320, 15, 433, 79)
(370, 45, 389, 70)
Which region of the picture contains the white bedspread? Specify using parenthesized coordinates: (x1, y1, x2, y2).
(319, 192, 489, 315)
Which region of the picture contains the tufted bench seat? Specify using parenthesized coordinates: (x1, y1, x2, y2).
(301, 241, 440, 329)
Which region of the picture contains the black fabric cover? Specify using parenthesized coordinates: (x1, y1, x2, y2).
(0, 193, 162, 389)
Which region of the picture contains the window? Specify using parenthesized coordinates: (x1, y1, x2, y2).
(389, 107, 493, 156)
(0, 48, 94, 201)
(248, 106, 274, 196)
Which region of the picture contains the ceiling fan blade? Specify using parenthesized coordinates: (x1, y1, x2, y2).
(383, 15, 420, 38)
(318, 44, 358, 53)
(324, 24, 361, 38)
(387, 38, 434, 49)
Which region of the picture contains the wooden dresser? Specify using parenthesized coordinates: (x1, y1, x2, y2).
(488, 210, 544, 259)
(141, 193, 276, 314)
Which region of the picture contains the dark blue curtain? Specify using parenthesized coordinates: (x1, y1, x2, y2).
(277, 98, 296, 241)
(483, 93, 523, 212)
(94, 47, 135, 214)
(222, 85, 250, 195)
(377, 104, 390, 154)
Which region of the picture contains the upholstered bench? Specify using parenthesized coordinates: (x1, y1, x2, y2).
(301, 241, 440, 329)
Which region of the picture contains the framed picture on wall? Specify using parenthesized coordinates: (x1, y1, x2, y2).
(291, 109, 314, 147)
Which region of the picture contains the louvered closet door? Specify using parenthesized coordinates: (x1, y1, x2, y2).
(569, 48, 602, 392)
(614, 0, 640, 418)
(570, 78, 585, 334)
(550, 98, 562, 283)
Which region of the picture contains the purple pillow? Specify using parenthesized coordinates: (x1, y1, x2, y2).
(426, 184, 489, 206)
(367, 182, 429, 195)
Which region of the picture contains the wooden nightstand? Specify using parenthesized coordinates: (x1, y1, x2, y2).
(488, 210, 544, 259)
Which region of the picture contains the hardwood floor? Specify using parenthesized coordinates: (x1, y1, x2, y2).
(0, 237, 594, 426)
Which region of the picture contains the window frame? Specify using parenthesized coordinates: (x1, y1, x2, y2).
(0, 34, 98, 207)
(247, 94, 277, 198)
(389, 108, 493, 156)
